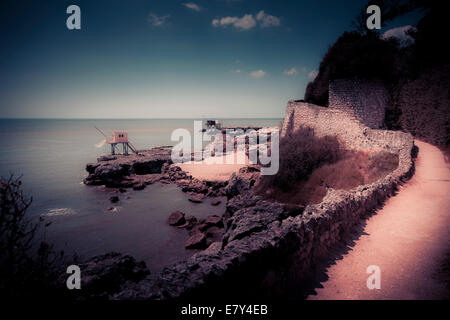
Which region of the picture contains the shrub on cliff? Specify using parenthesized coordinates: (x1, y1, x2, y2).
(395, 66, 450, 146)
(0, 175, 67, 298)
(304, 31, 398, 106)
(257, 126, 340, 192)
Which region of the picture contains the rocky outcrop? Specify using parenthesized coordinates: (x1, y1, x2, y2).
(84, 147, 172, 188)
(73, 252, 150, 299)
(225, 165, 260, 199)
(168, 211, 185, 226)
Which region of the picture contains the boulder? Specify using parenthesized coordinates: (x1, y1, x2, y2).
(109, 196, 119, 203)
(168, 211, 186, 226)
(210, 199, 221, 206)
(188, 194, 205, 203)
(185, 232, 207, 249)
(203, 215, 223, 228)
(177, 216, 197, 229)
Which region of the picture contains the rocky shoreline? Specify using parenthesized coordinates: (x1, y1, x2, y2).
(80, 147, 264, 299)
(79, 117, 415, 300)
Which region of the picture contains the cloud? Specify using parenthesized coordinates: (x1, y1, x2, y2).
(147, 13, 170, 26)
(308, 70, 318, 79)
(212, 14, 256, 30)
(250, 70, 266, 78)
(233, 69, 241, 73)
(381, 25, 416, 47)
(284, 67, 298, 76)
(212, 11, 280, 31)
(183, 2, 202, 12)
(256, 10, 281, 28)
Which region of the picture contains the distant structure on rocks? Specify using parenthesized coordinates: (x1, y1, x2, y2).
(105, 131, 139, 155)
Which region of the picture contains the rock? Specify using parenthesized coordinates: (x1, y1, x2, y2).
(202, 241, 222, 255)
(185, 232, 207, 249)
(188, 194, 205, 203)
(119, 188, 127, 193)
(177, 215, 197, 229)
(76, 252, 150, 298)
(98, 155, 117, 162)
(183, 179, 208, 194)
(189, 223, 205, 236)
(203, 215, 223, 228)
(205, 226, 223, 242)
(210, 199, 221, 206)
(226, 193, 260, 215)
(225, 171, 260, 199)
(132, 183, 146, 190)
(239, 165, 260, 174)
(86, 163, 100, 174)
(109, 196, 119, 203)
(168, 211, 186, 226)
(83, 147, 172, 188)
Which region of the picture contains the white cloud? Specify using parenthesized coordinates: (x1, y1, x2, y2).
(183, 3, 202, 12)
(308, 70, 318, 79)
(381, 25, 416, 47)
(284, 67, 298, 76)
(250, 70, 266, 78)
(147, 13, 170, 26)
(212, 11, 280, 31)
(256, 10, 281, 28)
(212, 14, 256, 30)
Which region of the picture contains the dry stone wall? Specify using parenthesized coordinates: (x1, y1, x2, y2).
(329, 79, 387, 129)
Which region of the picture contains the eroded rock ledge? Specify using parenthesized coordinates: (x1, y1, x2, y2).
(84, 147, 228, 196)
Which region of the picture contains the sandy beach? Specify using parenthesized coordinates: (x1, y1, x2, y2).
(178, 150, 251, 181)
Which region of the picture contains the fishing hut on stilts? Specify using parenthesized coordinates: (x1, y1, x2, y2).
(95, 126, 140, 155)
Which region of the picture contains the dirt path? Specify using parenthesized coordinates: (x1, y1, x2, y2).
(308, 140, 450, 299)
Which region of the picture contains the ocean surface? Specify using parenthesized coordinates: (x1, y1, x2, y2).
(0, 118, 281, 272)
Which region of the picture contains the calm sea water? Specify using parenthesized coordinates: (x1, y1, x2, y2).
(0, 118, 281, 272)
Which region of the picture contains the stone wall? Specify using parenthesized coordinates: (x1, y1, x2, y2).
(281, 100, 407, 155)
(329, 79, 387, 129)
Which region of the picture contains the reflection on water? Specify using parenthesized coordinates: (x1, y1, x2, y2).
(0, 118, 281, 272)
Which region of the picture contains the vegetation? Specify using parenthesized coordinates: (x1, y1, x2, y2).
(304, 31, 398, 106)
(0, 175, 67, 298)
(304, 1, 449, 146)
(256, 126, 340, 194)
(257, 127, 399, 206)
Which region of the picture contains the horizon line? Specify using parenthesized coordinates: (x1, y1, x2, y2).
(0, 117, 284, 120)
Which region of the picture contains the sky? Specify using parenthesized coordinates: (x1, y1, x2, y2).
(0, 0, 423, 119)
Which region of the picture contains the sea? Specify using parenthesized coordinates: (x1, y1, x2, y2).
(0, 118, 281, 272)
